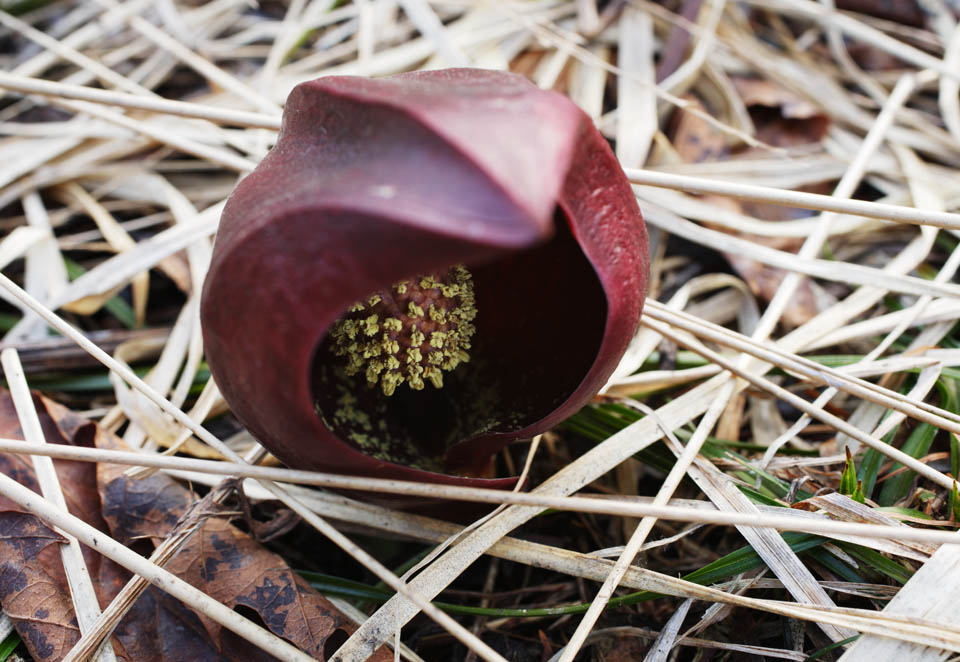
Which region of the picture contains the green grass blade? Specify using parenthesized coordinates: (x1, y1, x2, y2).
(834, 542, 912, 584)
(683, 532, 825, 585)
(878, 423, 936, 506)
(858, 426, 897, 500)
(803, 636, 861, 661)
(0, 632, 19, 661)
(952, 435, 960, 483)
(805, 547, 865, 583)
(839, 448, 857, 496)
(0, 312, 19, 332)
(300, 533, 831, 618)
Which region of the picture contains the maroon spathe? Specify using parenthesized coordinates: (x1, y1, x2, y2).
(201, 68, 649, 490)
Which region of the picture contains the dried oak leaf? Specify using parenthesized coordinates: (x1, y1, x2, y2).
(0, 389, 389, 662)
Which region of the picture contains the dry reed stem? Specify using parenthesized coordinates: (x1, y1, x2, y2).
(549, 624, 806, 661)
(644, 206, 960, 298)
(93, 0, 281, 115)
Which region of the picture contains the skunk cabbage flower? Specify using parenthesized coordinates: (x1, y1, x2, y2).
(201, 69, 648, 489)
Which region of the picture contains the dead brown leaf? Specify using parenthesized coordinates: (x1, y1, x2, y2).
(671, 96, 728, 164)
(732, 77, 825, 121)
(596, 632, 647, 661)
(668, 95, 824, 326)
(731, 77, 831, 148)
(0, 390, 391, 662)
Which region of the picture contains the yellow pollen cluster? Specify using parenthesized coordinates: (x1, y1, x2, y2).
(327, 265, 477, 396)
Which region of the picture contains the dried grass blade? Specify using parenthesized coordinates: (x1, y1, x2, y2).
(743, 0, 960, 81)
(941, 25, 960, 144)
(0, 72, 281, 129)
(643, 207, 960, 299)
(5, 192, 68, 341)
(556, 385, 742, 662)
(838, 540, 960, 661)
(94, 0, 281, 115)
(0, 8, 151, 97)
(648, 306, 960, 431)
(398, 0, 470, 66)
(624, 169, 960, 229)
(0, 439, 956, 546)
(642, 599, 693, 662)
(52, 202, 220, 310)
(0, 135, 81, 191)
(615, 6, 656, 168)
(799, 494, 939, 561)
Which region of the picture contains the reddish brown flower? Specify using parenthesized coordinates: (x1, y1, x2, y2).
(200, 68, 648, 489)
